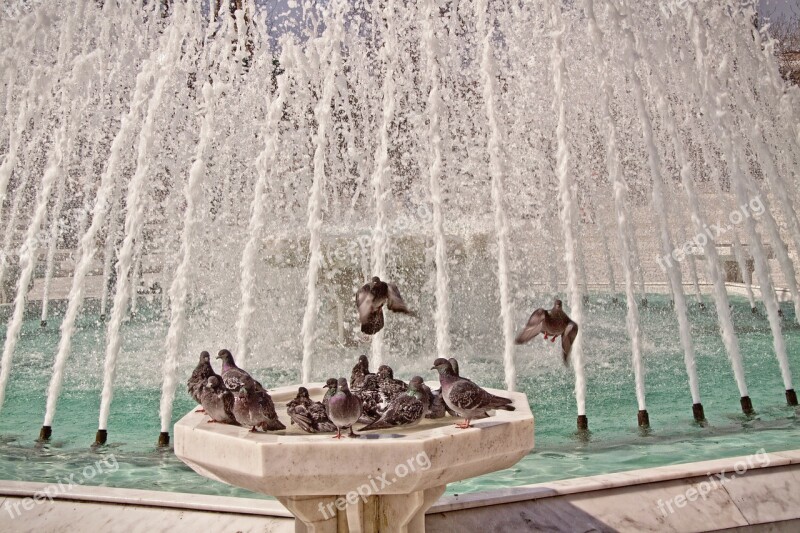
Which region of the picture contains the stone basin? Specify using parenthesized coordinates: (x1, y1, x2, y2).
(175, 382, 534, 532)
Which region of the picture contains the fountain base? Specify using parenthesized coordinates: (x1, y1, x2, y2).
(38, 426, 52, 442)
(40, 320, 47, 328)
(740, 396, 755, 415)
(577, 415, 588, 430)
(786, 389, 798, 407)
(174, 382, 533, 533)
(157, 432, 170, 447)
(692, 403, 705, 422)
(94, 429, 107, 446)
(637, 409, 650, 428)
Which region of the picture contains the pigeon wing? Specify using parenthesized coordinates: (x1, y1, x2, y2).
(448, 380, 491, 412)
(562, 321, 579, 365)
(386, 283, 414, 315)
(356, 285, 375, 323)
(515, 308, 546, 344)
(288, 405, 315, 433)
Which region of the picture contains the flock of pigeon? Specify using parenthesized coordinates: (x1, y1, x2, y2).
(185, 277, 579, 439)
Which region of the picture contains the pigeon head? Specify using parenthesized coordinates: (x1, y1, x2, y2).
(337, 377, 350, 392)
(554, 299, 563, 309)
(323, 378, 338, 390)
(217, 349, 234, 364)
(199, 351, 210, 364)
(431, 358, 454, 375)
(206, 376, 220, 389)
(357, 354, 369, 370)
(377, 365, 394, 379)
(408, 376, 424, 390)
(371, 276, 381, 284)
(297, 387, 310, 399)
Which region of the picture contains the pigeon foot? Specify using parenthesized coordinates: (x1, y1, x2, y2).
(455, 420, 472, 429)
(195, 408, 205, 413)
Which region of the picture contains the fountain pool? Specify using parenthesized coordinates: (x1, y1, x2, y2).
(0, 294, 797, 500)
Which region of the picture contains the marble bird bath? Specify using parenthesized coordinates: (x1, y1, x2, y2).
(175, 382, 534, 532)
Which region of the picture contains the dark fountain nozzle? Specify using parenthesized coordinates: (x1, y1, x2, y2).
(577, 415, 588, 431)
(786, 389, 798, 407)
(38, 426, 52, 442)
(637, 409, 650, 428)
(740, 396, 755, 416)
(40, 320, 47, 328)
(94, 429, 108, 446)
(157, 432, 170, 448)
(692, 403, 706, 423)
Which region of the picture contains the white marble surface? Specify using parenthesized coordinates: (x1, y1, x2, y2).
(174, 382, 535, 497)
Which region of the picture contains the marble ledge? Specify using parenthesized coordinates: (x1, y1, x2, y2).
(431, 449, 800, 514)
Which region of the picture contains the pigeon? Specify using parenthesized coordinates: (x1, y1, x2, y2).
(515, 299, 579, 365)
(198, 376, 237, 425)
(440, 357, 484, 419)
(414, 376, 443, 418)
(360, 377, 426, 431)
(232, 378, 285, 432)
(217, 349, 265, 391)
(350, 354, 376, 390)
(356, 276, 415, 335)
(287, 387, 337, 434)
(431, 358, 515, 429)
(187, 351, 218, 409)
(326, 377, 363, 439)
(377, 364, 408, 400)
(353, 374, 383, 423)
(322, 377, 338, 408)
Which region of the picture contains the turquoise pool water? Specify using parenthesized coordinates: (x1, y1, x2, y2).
(0, 294, 798, 500)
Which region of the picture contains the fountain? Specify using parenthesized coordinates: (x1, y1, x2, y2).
(0, 0, 799, 529)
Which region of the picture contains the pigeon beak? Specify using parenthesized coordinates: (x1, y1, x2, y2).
(323, 384, 329, 389)
(430, 366, 436, 370)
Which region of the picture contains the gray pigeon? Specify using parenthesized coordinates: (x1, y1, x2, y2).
(217, 349, 265, 391)
(360, 376, 426, 431)
(515, 299, 579, 365)
(350, 355, 376, 390)
(287, 387, 337, 434)
(326, 377, 363, 439)
(377, 364, 408, 400)
(199, 376, 237, 425)
(356, 276, 415, 335)
(431, 358, 515, 429)
(232, 378, 285, 432)
(188, 351, 218, 408)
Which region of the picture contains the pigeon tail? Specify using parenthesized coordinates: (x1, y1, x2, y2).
(260, 418, 286, 431)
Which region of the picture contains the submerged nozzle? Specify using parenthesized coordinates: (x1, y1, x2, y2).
(577, 415, 588, 431)
(692, 403, 706, 423)
(786, 389, 798, 407)
(94, 429, 108, 446)
(38, 426, 52, 442)
(740, 396, 755, 415)
(637, 409, 650, 428)
(157, 432, 170, 447)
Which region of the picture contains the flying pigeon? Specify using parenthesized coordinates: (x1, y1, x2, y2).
(232, 378, 285, 432)
(377, 364, 408, 400)
(431, 358, 515, 429)
(217, 349, 265, 391)
(360, 376, 426, 431)
(515, 299, 579, 364)
(356, 276, 415, 335)
(326, 377, 363, 439)
(350, 354, 376, 390)
(287, 387, 337, 433)
(187, 351, 218, 409)
(198, 375, 237, 425)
